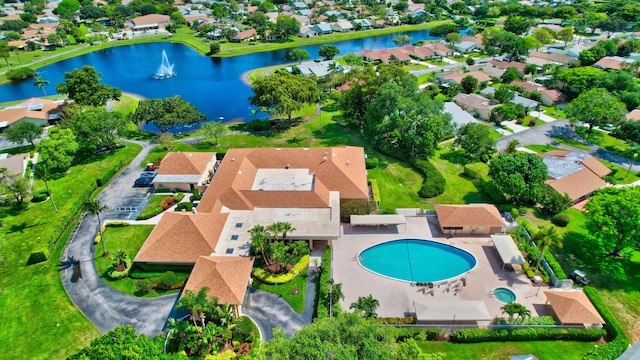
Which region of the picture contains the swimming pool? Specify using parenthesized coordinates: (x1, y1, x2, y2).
(357, 239, 477, 283)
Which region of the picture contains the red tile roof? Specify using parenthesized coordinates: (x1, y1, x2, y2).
(545, 291, 605, 325)
(434, 204, 505, 228)
(158, 152, 216, 176)
(183, 256, 254, 305)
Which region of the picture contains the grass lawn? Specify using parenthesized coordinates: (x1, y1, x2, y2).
(0, 142, 141, 359)
(576, 127, 631, 158)
(136, 194, 172, 219)
(427, 59, 449, 66)
(253, 271, 308, 313)
(428, 148, 490, 207)
(521, 116, 546, 127)
(552, 136, 592, 151)
(94, 225, 188, 297)
(524, 144, 564, 153)
(405, 63, 429, 71)
(600, 159, 640, 185)
(418, 340, 598, 359)
(541, 106, 567, 119)
(112, 95, 139, 115)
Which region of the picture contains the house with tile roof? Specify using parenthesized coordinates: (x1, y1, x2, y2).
(152, 152, 217, 192)
(539, 88, 567, 106)
(0, 153, 28, 179)
(592, 56, 632, 71)
(134, 146, 369, 316)
(128, 14, 171, 31)
(362, 48, 411, 64)
(542, 150, 611, 203)
(434, 204, 506, 235)
(437, 70, 492, 86)
(452, 93, 496, 120)
(0, 98, 64, 130)
(400, 45, 435, 60)
(232, 28, 257, 42)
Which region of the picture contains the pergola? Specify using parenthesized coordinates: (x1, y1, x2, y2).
(490, 234, 526, 271)
(350, 214, 407, 231)
(414, 300, 491, 324)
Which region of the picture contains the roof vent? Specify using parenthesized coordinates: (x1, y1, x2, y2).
(231, 158, 235, 161)
(346, 160, 350, 166)
(322, 155, 328, 162)
(285, 163, 290, 169)
(276, 148, 281, 151)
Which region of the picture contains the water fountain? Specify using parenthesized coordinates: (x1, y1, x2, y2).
(153, 50, 176, 79)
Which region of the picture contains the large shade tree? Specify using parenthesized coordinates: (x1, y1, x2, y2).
(249, 70, 318, 122)
(56, 65, 121, 106)
(61, 107, 128, 153)
(488, 152, 548, 204)
(132, 95, 205, 133)
(4, 122, 42, 147)
(567, 88, 627, 132)
(453, 123, 496, 162)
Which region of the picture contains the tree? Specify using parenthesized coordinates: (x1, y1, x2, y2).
(616, 121, 640, 144)
(178, 286, 213, 328)
(54, 0, 80, 19)
(493, 87, 515, 104)
(531, 226, 562, 272)
(288, 48, 310, 63)
(201, 121, 227, 146)
(558, 27, 573, 47)
(249, 71, 319, 122)
(524, 64, 538, 78)
(501, 302, 519, 324)
(506, 139, 520, 154)
(327, 279, 344, 306)
(522, 36, 542, 51)
(4, 122, 42, 147)
(490, 102, 526, 124)
(624, 142, 640, 179)
(504, 15, 531, 35)
(84, 199, 108, 256)
(318, 44, 340, 60)
(599, 17, 628, 38)
(1, 174, 31, 208)
(132, 96, 205, 133)
(79, 5, 107, 20)
(454, 123, 496, 162)
(269, 241, 288, 272)
(276, 15, 299, 36)
(489, 152, 548, 204)
(539, 187, 572, 215)
(278, 221, 296, 240)
(343, 53, 363, 66)
(585, 187, 640, 261)
(466, 56, 475, 65)
(567, 88, 627, 132)
(56, 65, 121, 106)
(460, 75, 478, 94)
(0, 40, 10, 66)
(444, 32, 461, 45)
(393, 34, 412, 46)
(501, 67, 520, 83)
(209, 42, 220, 55)
(68, 326, 165, 359)
(61, 108, 128, 153)
(267, 222, 283, 243)
(533, 28, 554, 45)
(350, 295, 379, 318)
(248, 225, 269, 263)
(36, 128, 78, 175)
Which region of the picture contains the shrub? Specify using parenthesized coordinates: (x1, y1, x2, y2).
(192, 188, 201, 200)
(480, 176, 507, 204)
(552, 213, 570, 227)
(376, 316, 417, 325)
(451, 327, 606, 343)
(94, 233, 102, 244)
(175, 192, 185, 202)
(249, 119, 272, 131)
(369, 180, 381, 204)
(137, 278, 157, 293)
(158, 196, 177, 210)
(315, 248, 333, 319)
(27, 248, 49, 265)
(365, 158, 379, 169)
(108, 259, 132, 280)
(463, 163, 486, 179)
(252, 255, 309, 284)
(233, 316, 257, 342)
(105, 221, 128, 227)
(31, 190, 49, 203)
(7, 67, 36, 80)
(136, 206, 164, 220)
(157, 271, 180, 289)
(155, 188, 172, 193)
(528, 119, 537, 126)
(175, 202, 193, 212)
(412, 159, 445, 198)
(340, 199, 377, 222)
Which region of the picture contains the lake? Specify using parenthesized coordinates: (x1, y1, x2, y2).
(0, 27, 464, 127)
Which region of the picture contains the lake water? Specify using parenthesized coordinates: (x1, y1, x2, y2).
(0, 27, 464, 126)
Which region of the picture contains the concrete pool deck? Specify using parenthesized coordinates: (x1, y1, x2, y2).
(332, 216, 553, 323)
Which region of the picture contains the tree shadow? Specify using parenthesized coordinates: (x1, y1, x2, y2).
(439, 150, 475, 166)
(7, 220, 43, 234)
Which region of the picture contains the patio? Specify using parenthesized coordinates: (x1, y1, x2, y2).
(332, 216, 553, 325)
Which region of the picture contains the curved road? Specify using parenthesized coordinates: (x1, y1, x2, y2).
(60, 139, 179, 336)
(496, 119, 640, 173)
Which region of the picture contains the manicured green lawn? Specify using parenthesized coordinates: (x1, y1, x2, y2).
(428, 148, 490, 207)
(418, 340, 598, 359)
(0, 142, 141, 359)
(541, 105, 567, 119)
(600, 159, 640, 185)
(427, 59, 449, 66)
(524, 144, 563, 153)
(522, 116, 546, 127)
(552, 136, 592, 151)
(112, 95, 139, 115)
(253, 271, 308, 313)
(93, 225, 188, 297)
(136, 194, 172, 219)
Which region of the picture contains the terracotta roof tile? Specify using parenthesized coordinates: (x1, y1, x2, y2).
(544, 290, 605, 325)
(444, 71, 492, 84)
(580, 157, 612, 178)
(434, 204, 505, 228)
(546, 168, 607, 201)
(183, 256, 254, 305)
(158, 152, 216, 175)
(626, 109, 640, 121)
(510, 80, 545, 94)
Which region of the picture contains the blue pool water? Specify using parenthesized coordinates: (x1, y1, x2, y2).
(358, 239, 477, 283)
(494, 287, 517, 303)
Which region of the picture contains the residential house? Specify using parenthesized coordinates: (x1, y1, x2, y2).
(444, 102, 478, 131)
(480, 87, 540, 112)
(331, 20, 354, 32)
(134, 146, 369, 317)
(313, 22, 332, 35)
(437, 70, 491, 86)
(539, 88, 567, 106)
(299, 26, 318, 38)
(510, 80, 545, 94)
(152, 152, 217, 192)
(323, 10, 341, 18)
(0, 98, 64, 131)
(352, 19, 371, 30)
(528, 51, 575, 67)
(128, 14, 171, 31)
(626, 109, 640, 121)
(400, 45, 434, 60)
(489, 59, 527, 77)
(425, 42, 454, 57)
(452, 93, 496, 120)
(592, 56, 631, 71)
(232, 28, 257, 42)
(295, 60, 344, 77)
(453, 41, 476, 53)
(372, 19, 386, 28)
(542, 150, 611, 203)
(362, 48, 411, 64)
(0, 153, 28, 178)
(462, 34, 484, 50)
(434, 204, 506, 235)
(292, 1, 308, 10)
(471, 64, 505, 79)
(265, 30, 286, 42)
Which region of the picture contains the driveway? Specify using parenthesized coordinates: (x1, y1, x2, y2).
(242, 269, 316, 341)
(497, 119, 640, 172)
(60, 139, 179, 337)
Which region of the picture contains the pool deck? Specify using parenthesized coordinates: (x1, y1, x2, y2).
(332, 216, 554, 323)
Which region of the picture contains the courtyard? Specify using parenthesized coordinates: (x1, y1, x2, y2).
(333, 215, 552, 325)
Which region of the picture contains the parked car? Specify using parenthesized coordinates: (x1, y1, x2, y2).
(570, 269, 590, 286)
(140, 172, 157, 178)
(145, 163, 158, 171)
(134, 177, 154, 187)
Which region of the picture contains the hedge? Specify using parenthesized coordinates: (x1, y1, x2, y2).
(108, 259, 133, 280)
(480, 176, 507, 204)
(136, 206, 164, 220)
(133, 263, 194, 272)
(252, 255, 309, 284)
(175, 192, 185, 202)
(96, 158, 125, 186)
(411, 159, 445, 198)
(365, 158, 379, 169)
(175, 202, 193, 212)
(155, 188, 172, 193)
(27, 247, 50, 265)
(31, 190, 49, 203)
(315, 248, 334, 319)
(395, 327, 444, 341)
(192, 188, 202, 200)
(105, 221, 129, 227)
(369, 179, 381, 204)
(463, 163, 487, 180)
(581, 287, 630, 360)
(451, 327, 606, 343)
(376, 316, 417, 325)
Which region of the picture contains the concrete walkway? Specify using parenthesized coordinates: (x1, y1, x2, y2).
(242, 268, 316, 342)
(60, 139, 179, 337)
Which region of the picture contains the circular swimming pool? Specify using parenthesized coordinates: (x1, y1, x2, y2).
(494, 287, 517, 303)
(357, 239, 477, 283)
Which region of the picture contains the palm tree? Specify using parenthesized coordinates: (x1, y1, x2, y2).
(33, 76, 49, 97)
(350, 294, 380, 318)
(531, 225, 563, 273)
(515, 304, 531, 324)
(83, 199, 108, 257)
(624, 142, 640, 179)
(166, 317, 190, 352)
(248, 224, 270, 263)
(278, 221, 296, 240)
(179, 286, 212, 328)
(267, 222, 283, 243)
(269, 241, 288, 273)
(328, 279, 344, 306)
(110, 249, 128, 270)
(501, 302, 519, 324)
(216, 303, 235, 328)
